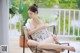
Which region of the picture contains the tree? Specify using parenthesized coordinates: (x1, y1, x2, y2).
(76, 0, 80, 9)
(31, 0, 79, 9)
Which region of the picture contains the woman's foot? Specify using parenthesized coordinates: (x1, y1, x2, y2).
(68, 47, 75, 52)
(54, 48, 65, 52)
(66, 46, 75, 52)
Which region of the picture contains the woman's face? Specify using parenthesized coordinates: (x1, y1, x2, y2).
(28, 10, 37, 18)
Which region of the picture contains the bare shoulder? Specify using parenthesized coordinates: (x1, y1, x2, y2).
(27, 19, 32, 23)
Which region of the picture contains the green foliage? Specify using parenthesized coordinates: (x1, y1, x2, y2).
(10, 6, 18, 14)
(19, 0, 23, 13)
(59, 0, 78, 9)
(21, 3, 29, 22)
(20, 3, 29, 36)
(60, 16, 71, 34)
(44, 18, 50, 23)
(19, 1, 30, 27)
(76, 37, 80, 41)
(60, 17, 64, 32)
(70, 27, 80, 36)
(32, 0, 79, 9)
(11, 0, 20, 8)
(16, 22, 20, 32)
(10, 0, 30, 36)
(19, 2, 30, 36)
(30, 0, 59, 8)
(76, 0, 80, 9)
(9, 0, 19, 14)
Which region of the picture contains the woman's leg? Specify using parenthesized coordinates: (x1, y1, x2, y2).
(38, 43, 75, 52)
(40, 36, 61, 53)
(37, 36, 75, 52)
(51, 34, 60, 44)
(27, 35, 56, 46)
(27, 37, 75, 52)
(27, 38, 61, 52)
(27, 37, 61, 53)
(38, 36, 63, 52)
(27, 39, 39, 46)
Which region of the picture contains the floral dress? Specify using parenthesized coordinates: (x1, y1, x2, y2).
(25, 19, 52, 42)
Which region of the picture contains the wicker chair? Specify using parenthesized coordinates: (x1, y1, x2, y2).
(23, 26, 69, 53)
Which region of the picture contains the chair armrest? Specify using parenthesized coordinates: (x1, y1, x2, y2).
(59, 43, 69, 46)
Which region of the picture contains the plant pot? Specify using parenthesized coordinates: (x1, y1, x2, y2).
(19, 36, 28, 48)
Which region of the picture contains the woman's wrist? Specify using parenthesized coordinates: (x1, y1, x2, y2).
(36, 26, 41, 31)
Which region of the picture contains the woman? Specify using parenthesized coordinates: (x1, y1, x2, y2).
(25, 4, 75, 52)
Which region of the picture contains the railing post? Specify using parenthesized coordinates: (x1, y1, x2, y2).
(58, 10, 61, 35)
(63, 10, 66, 35)
(68, 10, 71, 36)
(78, 10, 80, 36)
(73, 10, 76, 37)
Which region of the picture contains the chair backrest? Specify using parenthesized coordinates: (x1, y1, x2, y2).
(23, 26, 33, 40)
(23, 26, 40, 53)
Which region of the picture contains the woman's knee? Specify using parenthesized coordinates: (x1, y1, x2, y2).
(27, 40, 32, 45)
(37, 43, 42, 48)
(52, 35, 58, 40)
(52, 35, 57, 38)
(37, 43, 45, 49)
(27, 40, 39, 46)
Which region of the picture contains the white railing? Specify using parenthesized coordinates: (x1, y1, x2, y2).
(57, 9, 80, 37)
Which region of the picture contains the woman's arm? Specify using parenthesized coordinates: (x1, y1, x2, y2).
(27, 23, 47, 35)
(27, 27, 39, 35)
(26, 19, 47, 35)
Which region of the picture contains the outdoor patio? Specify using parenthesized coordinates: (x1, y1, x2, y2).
(1, 0, 80, 53)
(8, 0, 80, 53)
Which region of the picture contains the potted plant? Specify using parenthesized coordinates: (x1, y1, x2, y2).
(18, 0, 30, 48)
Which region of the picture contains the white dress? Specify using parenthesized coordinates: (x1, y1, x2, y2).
(25, 19, 52, 42)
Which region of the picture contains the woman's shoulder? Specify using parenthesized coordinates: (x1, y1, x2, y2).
(25, 19, 31, 29)
(27, 18, 32, 23)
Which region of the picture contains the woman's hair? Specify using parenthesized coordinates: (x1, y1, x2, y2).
(28, 4, 38, 13)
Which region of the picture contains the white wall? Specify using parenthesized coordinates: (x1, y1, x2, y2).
(0, 0, 9, 52)
(0, 0, 3, 45)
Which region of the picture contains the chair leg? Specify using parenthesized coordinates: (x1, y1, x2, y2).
(35, 47, 43, 53)
(36, 46, 37, 53)
(68, 43, 69, 53)
(68, 50, 69, 53)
